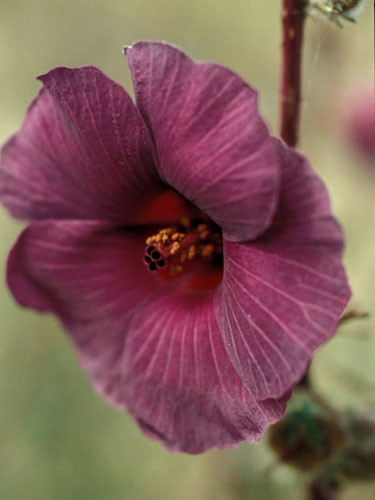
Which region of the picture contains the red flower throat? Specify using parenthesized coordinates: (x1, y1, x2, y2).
(142, 190, 223, 287)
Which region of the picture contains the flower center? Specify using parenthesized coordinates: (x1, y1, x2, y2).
(144, 216, 223, 277)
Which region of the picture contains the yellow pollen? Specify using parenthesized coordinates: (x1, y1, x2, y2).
(197, 224, 210, 240)
(188, 245, 196, 260)
(171, 232, 185, 241)
(170, 242, 180, 255)
(201, 243, 214, 258)
(144, 218, 222, 277)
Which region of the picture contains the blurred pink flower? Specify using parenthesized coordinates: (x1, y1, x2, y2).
(0, 42, 350, 453)
(345, 84, 375, 164)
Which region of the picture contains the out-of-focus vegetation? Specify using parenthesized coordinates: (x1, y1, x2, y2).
(0, 1, 373, 499)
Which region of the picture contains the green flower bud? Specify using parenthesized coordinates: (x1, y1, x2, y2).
(268, 390, 346, 471)
(338, 408, 375, 481)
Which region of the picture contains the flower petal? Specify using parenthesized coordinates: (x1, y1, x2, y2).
(7, 220, 159, 403)
(216, 141, 351, 399)
(125, 41, 279, 242)
(8, 220, 288, 452)
(0, 66, 162, 222)
(121, 288, 288, 453)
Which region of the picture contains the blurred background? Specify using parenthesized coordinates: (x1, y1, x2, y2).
(0, 1, 373, 499)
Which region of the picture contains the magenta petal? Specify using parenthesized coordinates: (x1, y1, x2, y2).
(121, 289, 288, 453)
(217, 141, 351, 399)
(7, 220, 159, 403)
(125, 41, 279, 242)
(0, 66, 162, 222)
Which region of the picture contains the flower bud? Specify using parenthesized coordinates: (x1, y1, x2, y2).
(344, 85, 375, 165)
(338, 408, 375, 481)
(268, 390, 346, 471)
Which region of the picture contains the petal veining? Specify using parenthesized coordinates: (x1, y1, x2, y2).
(125, 41, 279, 242)
(7, 220, 160, 403)
(121, 288, 288, 453)
(0, 66, 162, 223)
(216, 141, 351, 399)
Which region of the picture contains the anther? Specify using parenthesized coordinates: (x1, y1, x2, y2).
(143, 217, 222, 276)
(188, 245, 196, 260)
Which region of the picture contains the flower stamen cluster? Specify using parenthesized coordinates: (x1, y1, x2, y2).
(144, 217, 222, 276)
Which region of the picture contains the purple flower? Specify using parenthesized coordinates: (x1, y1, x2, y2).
(0, 42, 350, 453)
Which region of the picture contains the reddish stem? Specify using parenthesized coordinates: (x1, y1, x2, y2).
(280, 0, 307, 147)
(281, 1, 311, 389)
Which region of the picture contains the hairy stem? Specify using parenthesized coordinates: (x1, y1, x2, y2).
(280, 0, 307, 147)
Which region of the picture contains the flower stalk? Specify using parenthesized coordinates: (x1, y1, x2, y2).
(281, 0, 312, 391)
(280, 0, 308, 147)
